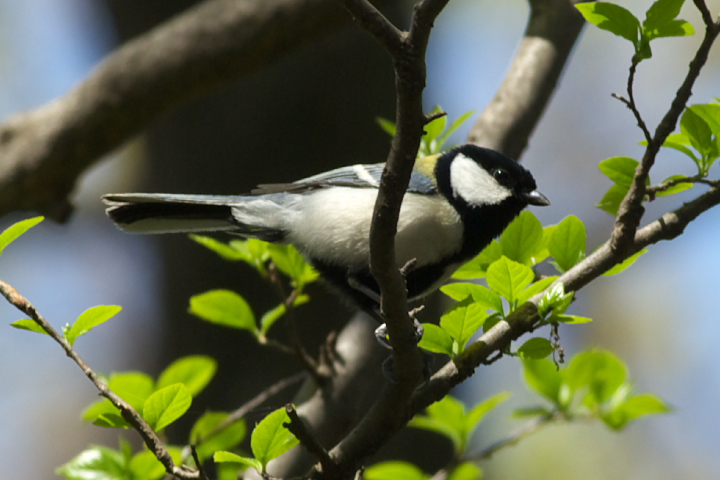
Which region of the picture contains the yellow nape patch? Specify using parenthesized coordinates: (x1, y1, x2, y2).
(414, 154, 440, 184)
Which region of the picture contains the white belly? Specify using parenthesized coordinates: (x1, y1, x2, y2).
(286, 187, 463, 268)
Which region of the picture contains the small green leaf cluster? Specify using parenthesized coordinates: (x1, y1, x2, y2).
(214, 406, 299, 475)
(57, 441, 183, 480)
(420, 212, 641, 359)
(661, 100, 720, 176)
(597, 100, 720, 215)
(367, 393, 507, 480)
(377, 106, 476, 157)
(188, 236, 317, 340)
(11, 304, 123, 345)
(59, 355, 251, 480)
(521, 349, 671, 430)
(576, 0, 694, 63)
(82, 355, 216, 430)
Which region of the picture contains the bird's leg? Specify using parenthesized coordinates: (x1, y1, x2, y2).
(373, 305, 425, 349)
(347, 270, 424, 348)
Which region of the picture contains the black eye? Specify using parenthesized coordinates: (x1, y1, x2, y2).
(493, 169, 512, 186)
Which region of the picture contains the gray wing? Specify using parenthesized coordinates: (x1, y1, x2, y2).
(253, 163, 437, 195)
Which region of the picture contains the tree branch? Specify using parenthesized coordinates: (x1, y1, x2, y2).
(466, 0, 587, 158)
(0, 0, 389, 222)
(410, 183, 720, 415)
(0, 280, 200, 480)
(610, 3, 720, 253)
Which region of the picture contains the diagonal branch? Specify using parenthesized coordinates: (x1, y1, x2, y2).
(0, 0, 391, 222)
(610, 3, 720, 254)
(467, 0, 587, 158)
(0, 280, 201, 480)
(411, 183, 720, 413)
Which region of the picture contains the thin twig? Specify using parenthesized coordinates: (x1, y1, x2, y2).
(646, 175, 720, 195)
(611, 6, 720, 253)
(412, 184, 720, 415)
(0, 280, 200, 480)
(621, 61, 654, 145)
(190, 445, 209, 480)
(195, 371, 306, 445)
(266, 263, 326, 384)
(284, 404, 339, 477)
(468, 412, 562, 462)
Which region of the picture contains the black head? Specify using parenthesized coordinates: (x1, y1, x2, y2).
(434, 144, 549, 259)
(435, 144, 549, 210)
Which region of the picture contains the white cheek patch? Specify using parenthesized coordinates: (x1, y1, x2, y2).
(450, 153, 511, 206)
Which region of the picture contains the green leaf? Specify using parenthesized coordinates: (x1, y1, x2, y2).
(214, 451, 262, 472)
(465, 391, 509, 436)
(156, 355, 217, 397)
(365, 461, 428, 480)
(440, 297, 488, 351)
(659, 132, 699, 161)
(190, 234, 248, 261)
(486, 257, 534, 305)
(438, 110, 476, 147)
(554, 314, 593, 324)
(566, 350, 627, 405)
(251, 407, 299, 471)
(409, 396, 465, 450)
(83, 371, 155, 427)
(538, 282, 571, 318)
(516, 276, 558, 306)
(576, 2, 641, 44)
(189, 289, 257, 333)
(448, 462, 482, 480)
(259, 294, 310, 335)
(681, 107, 714, 157)
(597, 184, 629, 216)
(604, 249, 647, 275)
(650, 18, 694, 38)
(548, 216, 586, 273)
(654, 175, 694, 197)
(129, 450, 170, 480)
(376, 117, 397, 137)
(106, 372, 155, 411)
(65, 305, 122, 346)
(268, 244, 318, 288)
(522, 358, 563, 405)
(643, 0, 694, 39)
(598, 156, 639, 187)
(0, 216, 43, 256)
(452, 240, 502, 279)
(604, 393, 671, 430)
(440, 283, 503, 312)
(517, 337, 554, 360)
(690, 103, 720, 134)
(91, 413, 130, 429)
(643, 0, 684, 29)
(191, 412, 247, 463)
(143, 384, 193, 431)
(56, 445, 128, 480)
(418, 323, 455, 356)
(10, 318, 49, 335)
(499, 211, 546, 266)
(424, 109, 447, 143)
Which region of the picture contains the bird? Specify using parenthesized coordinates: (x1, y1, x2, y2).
(103, 144, 549, 324)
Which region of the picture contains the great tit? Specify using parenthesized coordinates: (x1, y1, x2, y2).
(103, 144, 549, 316)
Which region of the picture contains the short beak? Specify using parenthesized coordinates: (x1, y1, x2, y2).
(523, 190, 550, 206)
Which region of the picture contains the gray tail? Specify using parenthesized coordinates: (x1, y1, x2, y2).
(103, 193, 247, 235)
